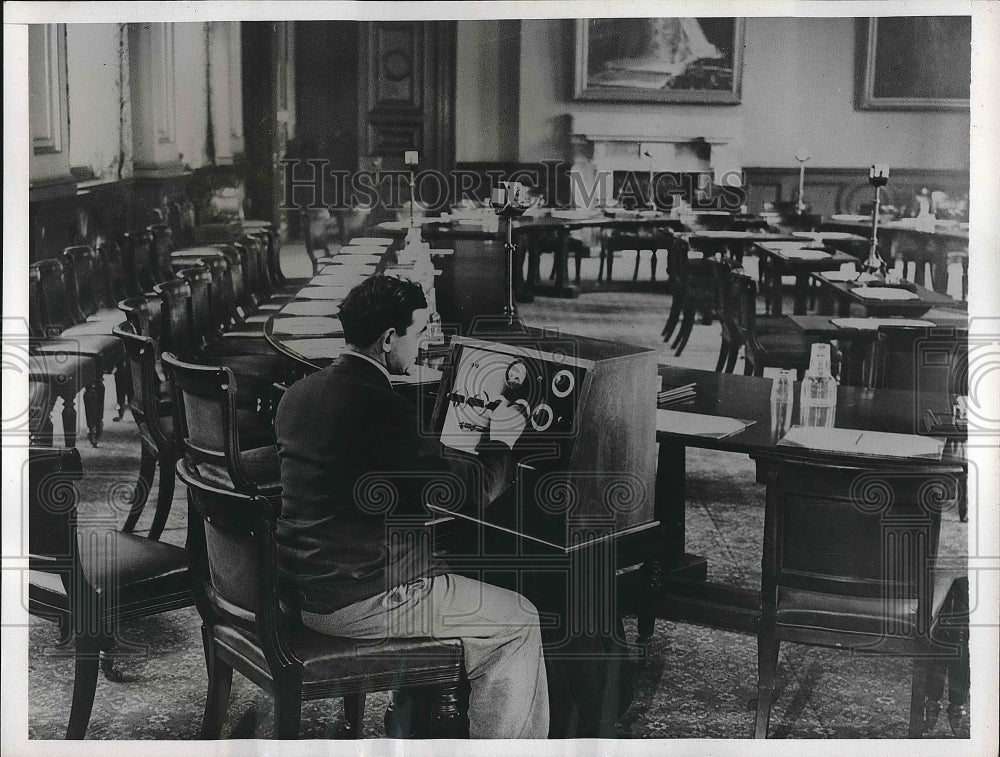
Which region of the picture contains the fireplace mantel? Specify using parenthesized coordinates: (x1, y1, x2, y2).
(568, 114, 742, 207)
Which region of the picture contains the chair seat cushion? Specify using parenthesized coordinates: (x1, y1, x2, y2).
(33, 334, 125, 370)
(30, 532, 189, 607)
(29, 353, 99, 387)
(754, 332, 813, 363)
(212, 622, 462, 693)
(775, 570, 959, 639)
(195, 444, 281, 493)
(61, 308, 123, 334)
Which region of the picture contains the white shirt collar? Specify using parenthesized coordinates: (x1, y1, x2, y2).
(343, 350, 392, 384)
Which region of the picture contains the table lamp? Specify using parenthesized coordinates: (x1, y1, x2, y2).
(794, 149, 811, 214)
(404, 150, 419, 227)
(862, 164, 890, 277)
(491, 181, 533, 326)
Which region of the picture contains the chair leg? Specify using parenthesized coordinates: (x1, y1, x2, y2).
(909, 658, 930, 738)
(724, 343, 742, 374)
(60, 392, 79, 449)
(336, 694, 366, 739)
(606, 249, 615, 282)
(715, 337, 731, 372)
(121, 448, 156, 532)
(632, 251, 641, 281)
(200, 637, 234, 739)
(83, 379, 105, 447)
(671, 306, 695, 352)
(597, 245, 607, 282)
(147, 455, 176, 540)
(113, 364, 130, 422)
(662, 297, 683, 340)
(575, 248, 583, 284)
(673, 313, 696, 357)
(273, 690, 302, 739)
(753, 631, 778, 738)
(66, 634, 101, 739)
(431, 683, 464, 738)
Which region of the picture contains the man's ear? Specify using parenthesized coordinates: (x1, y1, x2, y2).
(380, 327, 397, 353)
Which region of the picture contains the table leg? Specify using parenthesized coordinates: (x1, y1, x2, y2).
(793, 273, 810, 315)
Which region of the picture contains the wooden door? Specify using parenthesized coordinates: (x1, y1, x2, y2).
(358, 21, 456, 180)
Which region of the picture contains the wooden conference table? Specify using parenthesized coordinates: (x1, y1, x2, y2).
(648, 365, 966, 634)
(809, 270, 964, 317)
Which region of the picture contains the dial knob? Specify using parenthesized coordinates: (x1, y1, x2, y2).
(530, 403, 553, 432)
(551, 369, 574, 398)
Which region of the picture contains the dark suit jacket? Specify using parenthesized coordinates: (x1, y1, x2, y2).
(275, 353, 516, 613)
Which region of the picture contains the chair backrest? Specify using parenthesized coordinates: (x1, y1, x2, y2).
(232, 240, 261, 309)
(213, 244, 248, 317)
(30, 258, 77, 334)
(161, 351, 254, 489)
(707, 256, 737, 339)
(753, 451, 962, 630)
(118, 294, 164, 341)
(28, 447, 84, 594)
(241, 232, 274, 300)
(148, 222, 175, 283)
(123, 229, 157, 294)
(98, 241, 130, 306)
(178, 458, 293, 666)
(729, 271, 759, 346)
(174, 266, 214, 348)
(875, 326, 969, 396)
(167, 199, 197, 248)
(113, 323, 172, 449)
(154, 279, 196, 359)
(63, 245, 103, 318)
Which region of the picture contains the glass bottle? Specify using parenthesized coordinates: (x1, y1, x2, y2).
(800, 343, 837, 428)
(770, 369, 795, 439)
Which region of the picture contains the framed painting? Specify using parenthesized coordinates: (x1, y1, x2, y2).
(573, 17, 744, 104)
(856, 16, 971, 111)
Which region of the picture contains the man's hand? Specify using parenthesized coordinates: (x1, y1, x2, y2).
(487, 399, 529, 449)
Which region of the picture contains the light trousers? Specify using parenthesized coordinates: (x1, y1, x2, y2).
(302, 573, 549, 739)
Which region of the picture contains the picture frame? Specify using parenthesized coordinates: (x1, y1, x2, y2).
(856, 16, 971, 111)
(573, 18, 744, 104)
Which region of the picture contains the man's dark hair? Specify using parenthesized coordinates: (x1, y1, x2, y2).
(338, 275, 428, 349)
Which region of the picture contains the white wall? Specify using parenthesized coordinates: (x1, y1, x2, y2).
(174, 22, 209, 170)
(67, 24, 128, 179)
(501, 17, 971, 171)
(455, 20, 519, 162)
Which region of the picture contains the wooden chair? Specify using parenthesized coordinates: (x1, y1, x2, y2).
(874, 326, 969, 396)
(27, 447, 193, 738)
(750, 451, 969, 738)
(28, 259, 121, 446)
(112, 323, 181, 539)
(178, 459, 467, 739)
(730, 272, 816, 378)
(661, 238, 715, 357)
(708, 258, 807, 374)
(161, 352, 280, 497)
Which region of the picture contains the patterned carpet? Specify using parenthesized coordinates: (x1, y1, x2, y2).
(26, 245, 971, 740)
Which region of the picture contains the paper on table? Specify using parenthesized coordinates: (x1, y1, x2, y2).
(337, 247, 386, 255)
(821, 270, 876, 283)
(831, 318, 936, 330)
(779, 426, 943, 459)
(281, 338, 347, 359)
(310, 274, 370, 287)
(280, 301, 339, 317)
(429, 248, 454, 256)
(656, 410, 754, 438)
(691, 230, 755, 238)
(853, 287, 920, 301)
(831, 214, 869, 222)
(758, 241, 826, 252)
(271, 316, 344, 336)
(778, 249, 831, 261)
(349, 237, 393, 246)
(377, 221, 412, 231)
(295, 287, 349, 300)
(793, 231, 862, 241)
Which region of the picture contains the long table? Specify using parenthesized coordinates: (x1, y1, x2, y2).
(649, 366, 966, 633)
(810, 270, 964, 317)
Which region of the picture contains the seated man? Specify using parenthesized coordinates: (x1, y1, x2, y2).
(274, 275, 549, 738)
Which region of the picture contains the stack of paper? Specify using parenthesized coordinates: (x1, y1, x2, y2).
(778, 426, 943, 459)
(657, 383, 696, 408)
(831, 318, 935, 330)
(271, 316, 344, 336)
(853, 287, 920, 301)
(656, 410, 753, 439)
(280, 301, 339, 317)
(281, 338, 348, 359)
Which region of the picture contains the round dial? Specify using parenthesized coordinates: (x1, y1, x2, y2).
(530, 403, 553, 432)
(551, 369, 575, 398)
(504, 359, 528, 389)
